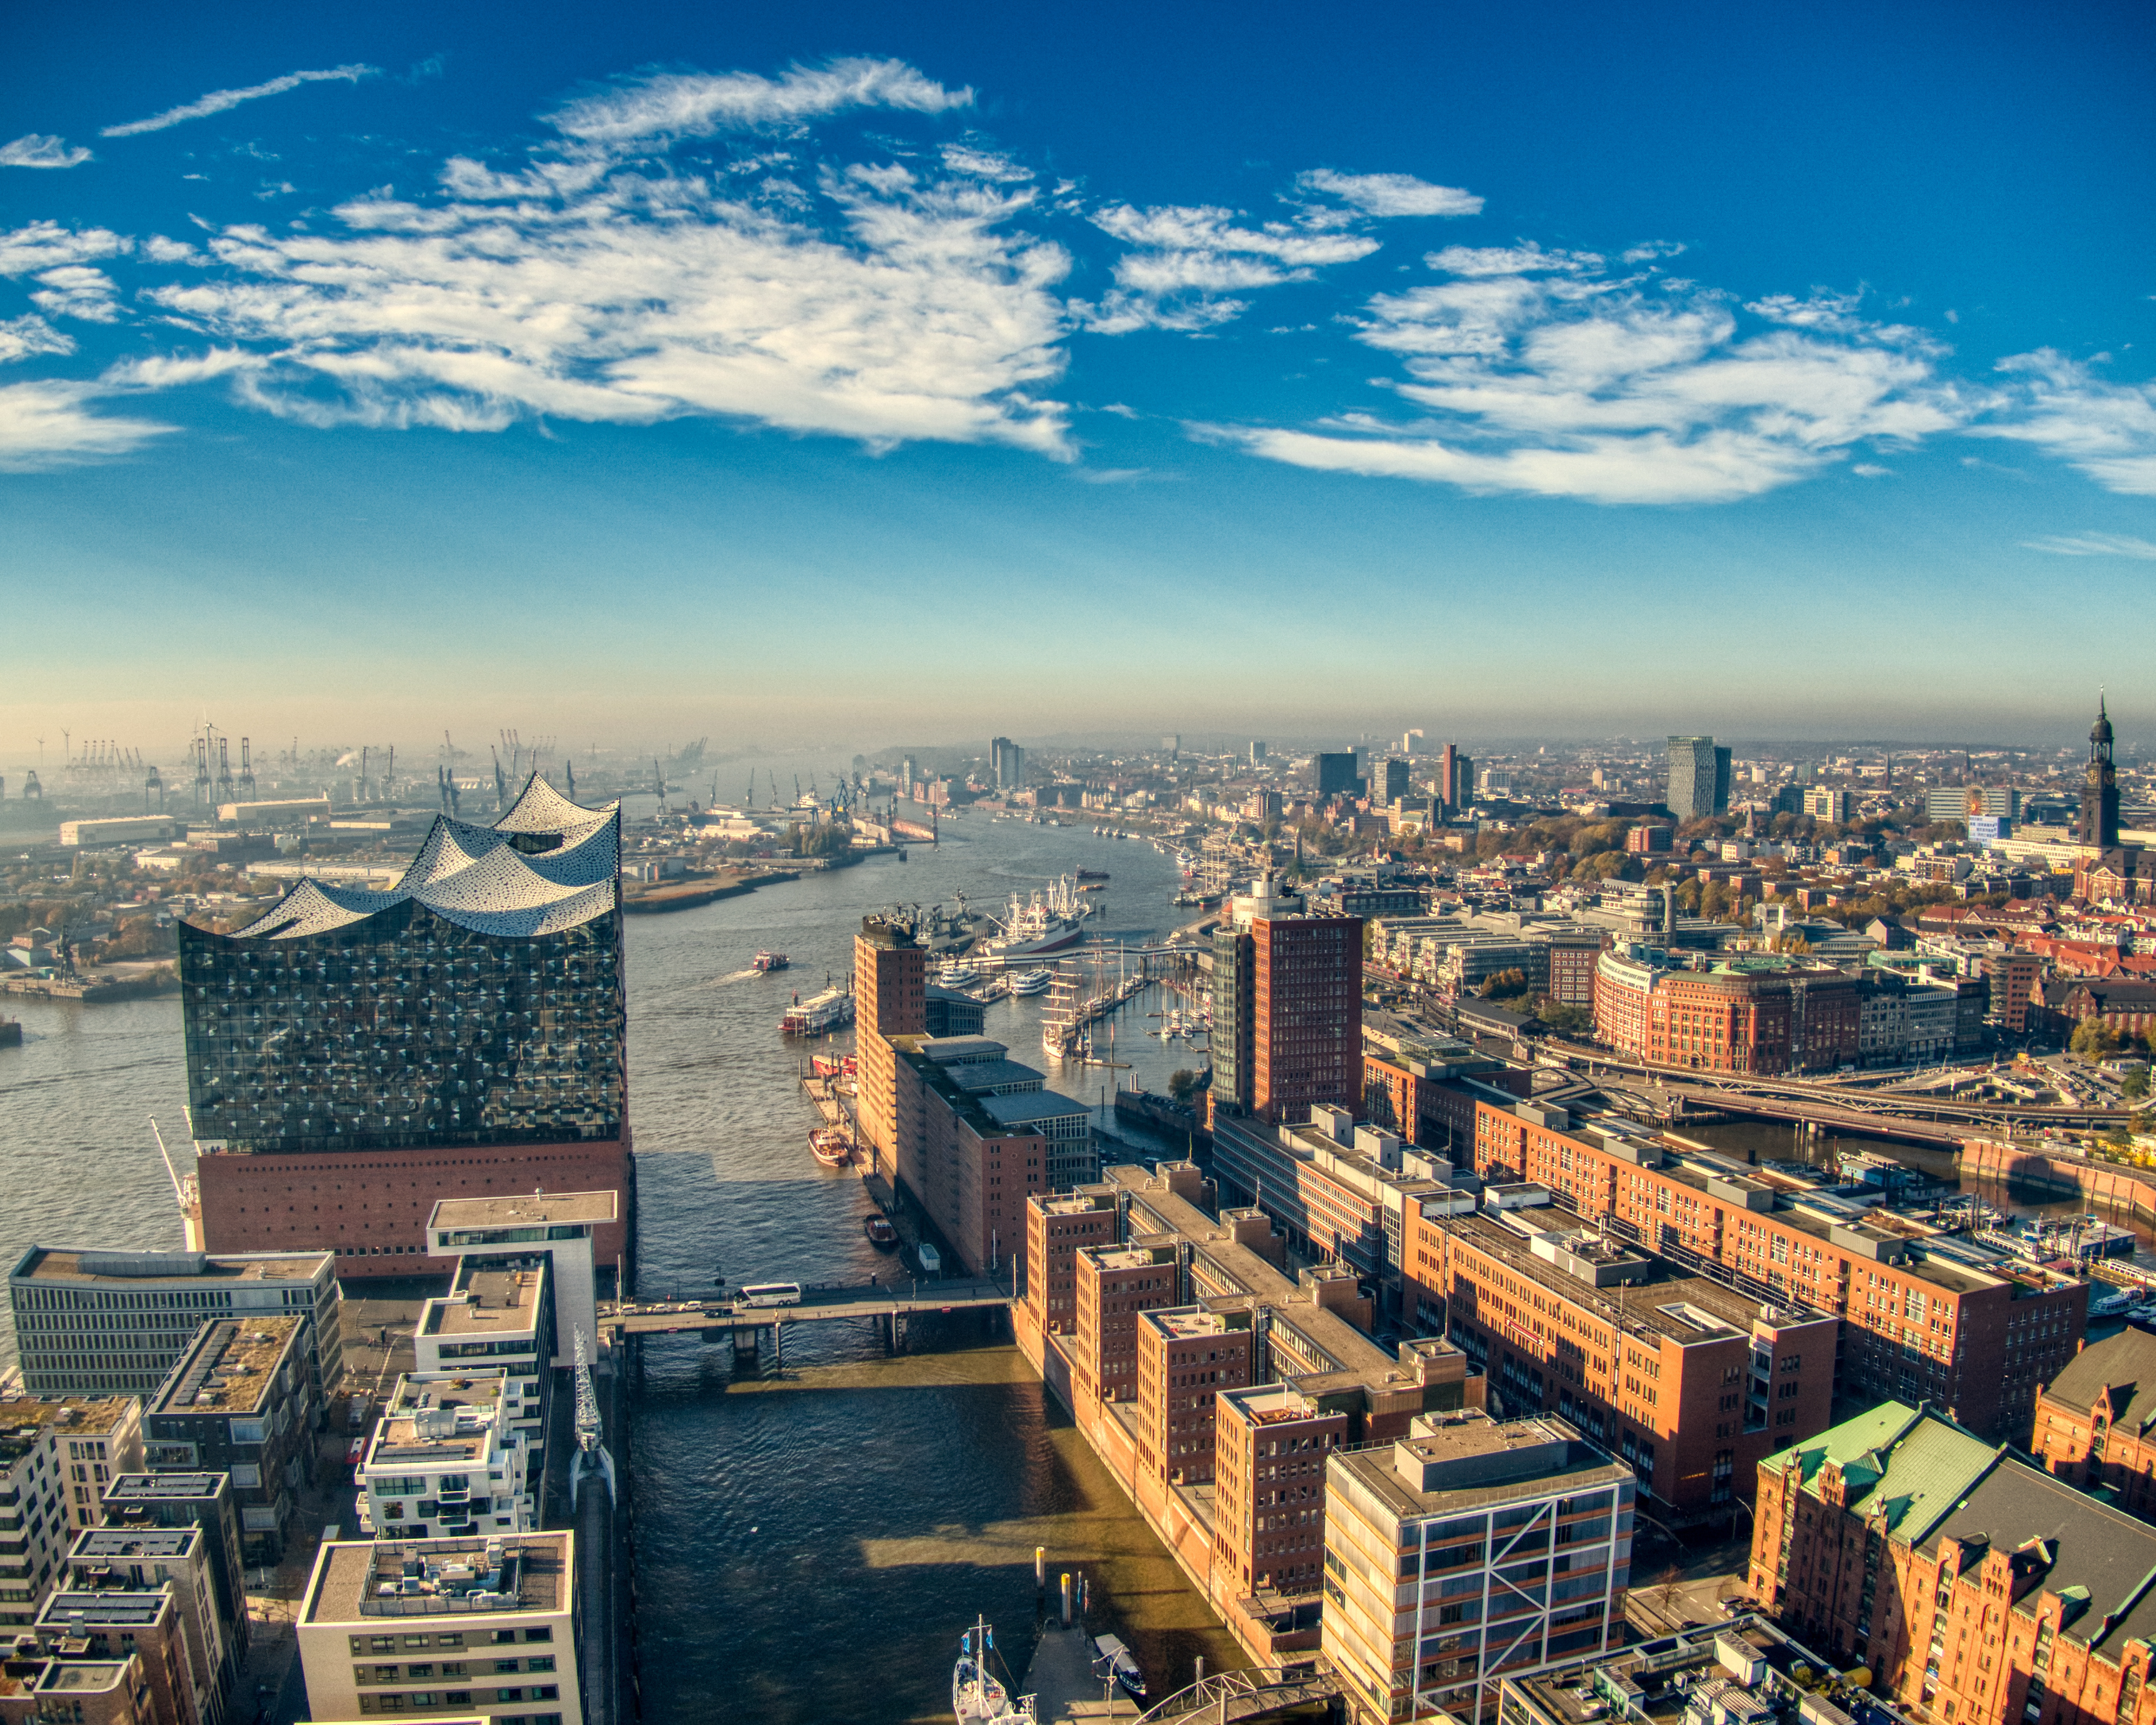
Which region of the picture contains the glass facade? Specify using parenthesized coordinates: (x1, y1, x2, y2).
(179, 898, 625, 1153)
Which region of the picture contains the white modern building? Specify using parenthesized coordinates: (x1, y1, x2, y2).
(298, 1534, 577, 1725)
(426, 1194, 611, 1369)
(415, 1256, 555, 1437)
(357, 1372, 536, 1543)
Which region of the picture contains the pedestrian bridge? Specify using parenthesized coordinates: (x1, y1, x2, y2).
(597, 1274, 1014, 1341)
(1135, 1664, 1342, 1724)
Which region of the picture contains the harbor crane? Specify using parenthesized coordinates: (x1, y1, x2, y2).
(237, 738, 255, 801)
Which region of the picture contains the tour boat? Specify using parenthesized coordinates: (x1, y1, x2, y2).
(952, 1619, 1034, 1724)
(863, 1214, 899, 1249)
(1009, 967, 1053, 996)
(754, 951, 788, 972)
(780, 988, 855, 1035)
(809, 1127, 852, 1167)
(938, 960, 978, 986)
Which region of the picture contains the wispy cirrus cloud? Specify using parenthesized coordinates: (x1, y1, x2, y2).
(2023, 531, 2156, 559)
(1970, 350, 2156, 496)
(1225, 247, 1967, 503)
(0, 134, 93, 170)
(0, 315, 74, 364)
(1295, 170, 1482, 218)
(1078, 203, 1382, 333)
(0, 381, 172, 471)
(548, 58, 970, 144)
(101, 64, 379, 138)
(0, 221, 131, 276)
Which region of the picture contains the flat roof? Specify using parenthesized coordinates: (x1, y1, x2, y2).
(369, 1374, 508, 1465)
(11, 1247, 332, 1287)
(947, 1058, 1048, 1094)
(70, 1528, 197, 1559)
(304, 1535, 570, 1626)
(39, 1591, 170, 1627)
(981, 1090, 1089, 1127)
(1334, 1415, 1632, 1521)
(1219, 1385, 1326, 1425)
(915, 1035, 1006, 1064)
(0, 1398, 138, 1450)
(103, 1472, 227, 1500)
(1037, 1191, 1117, 1217)
(1082, 1245, 1173, 1273)
(425, 1265, 545, 1337)
(428, 1191, 616, 1231)
(1143, 1306, 1239, 1341)
(147, 1318, 301, 1417)
(1441, 1214, 1811, 1346)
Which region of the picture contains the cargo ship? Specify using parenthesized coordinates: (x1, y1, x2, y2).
(977, 876, 1089, 960)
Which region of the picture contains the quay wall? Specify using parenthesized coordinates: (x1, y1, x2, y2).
(1014, 1302, 1318, 1668)
(1959, 1138, 2156, 1222)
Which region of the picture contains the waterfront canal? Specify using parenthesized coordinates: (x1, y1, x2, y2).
(0, 804, 1241, 1725)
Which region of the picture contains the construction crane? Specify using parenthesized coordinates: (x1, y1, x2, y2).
(490, 746, 507, 811)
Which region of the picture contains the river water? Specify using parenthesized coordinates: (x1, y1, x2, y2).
(0, 811, 1245, 1723)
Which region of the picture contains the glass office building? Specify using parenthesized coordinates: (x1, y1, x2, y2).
(178, 777, 625, 1154)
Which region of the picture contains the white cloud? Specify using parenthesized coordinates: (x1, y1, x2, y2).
(2022, 531, 2156, 559)
(1295, 170, 1482, 218)
(143, 236, 198, 263)
(1228, 275, 1966, 504)
(134, 119, 1074, 455)
(1622, 240, 1685, 264)
(31, 266, 124, 323)
(0, 381, 173, 470)
(1852, 462, 1891, 477)
(1971, 350, 2156, 496)
(0, 221, 131, 276)
(1078, 202, 1379, 331)
(548, 58, 970, 144)
(940, 145, 1031, 182)
(1426, 243, 1602, 278)
(0, 134, 93, 169)
(0, 315, 74, 363)
(103, 65, 378, 138)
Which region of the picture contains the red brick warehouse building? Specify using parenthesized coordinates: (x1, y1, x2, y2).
(178, 777, 633, 1280)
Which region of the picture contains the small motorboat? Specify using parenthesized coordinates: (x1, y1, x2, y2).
(754, 951, 788, 972)
(1010, 967, 1053, 996)
(809, 1128, 852, 1167)
(863, 1214, 899, 1249)
(1091, 1634, 1145, 1700)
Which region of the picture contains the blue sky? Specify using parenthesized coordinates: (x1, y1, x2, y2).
(3, 0, 2153, 759)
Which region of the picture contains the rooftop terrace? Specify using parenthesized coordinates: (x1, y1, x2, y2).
(305, 1535, 569, 1624)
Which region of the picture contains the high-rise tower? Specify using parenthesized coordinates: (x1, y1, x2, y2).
(2081, 693, 2120, 850)
(854, 915, 926, 1173)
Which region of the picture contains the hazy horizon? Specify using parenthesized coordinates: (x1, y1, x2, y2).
(3, 0, 2150, 766)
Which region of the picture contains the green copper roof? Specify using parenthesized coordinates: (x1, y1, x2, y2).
(1765, 1401, 2002, 1544)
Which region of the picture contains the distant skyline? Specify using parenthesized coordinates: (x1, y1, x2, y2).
(2, 0, 2151, 759)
